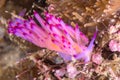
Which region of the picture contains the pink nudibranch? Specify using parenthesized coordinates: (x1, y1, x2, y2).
(8, 11, 97, 62)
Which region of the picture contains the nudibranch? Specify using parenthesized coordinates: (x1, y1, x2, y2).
(8, 11, 97, 62)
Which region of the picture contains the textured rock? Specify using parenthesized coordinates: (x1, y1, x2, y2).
(0, 0, 6, 8)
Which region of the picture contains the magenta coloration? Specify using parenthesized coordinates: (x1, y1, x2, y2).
(8, 11, 97, 62)
(109, 40, 120, 52)
(109, 24, 120, 52)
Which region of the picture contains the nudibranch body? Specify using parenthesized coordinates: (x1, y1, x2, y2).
(8, 11, 97, 62)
